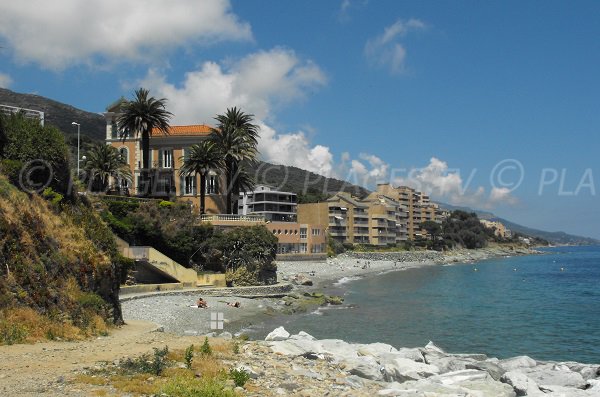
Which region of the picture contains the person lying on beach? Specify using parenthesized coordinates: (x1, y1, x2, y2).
(196, 298, 208, 308)
(227, 301, 241, 308)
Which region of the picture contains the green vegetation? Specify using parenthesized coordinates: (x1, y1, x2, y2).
(210, 107, 260, 214)
(441, 211, 494, 249)
(1, 112, 72, 197)
(180, 140, 224, 214)
(117, 88, 173, 195)
(101, 199, 278, 285)
(0, 112, 131, 344)
(184, 344, 194, 369)
(229, 368, 250, 387)
(82, 143, 132, 191)
(200, 337, 213, 356)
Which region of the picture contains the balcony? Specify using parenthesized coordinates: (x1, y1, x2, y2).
(200, 214, 266, 223)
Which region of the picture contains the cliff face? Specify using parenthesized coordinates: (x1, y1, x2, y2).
(0, 175, 127, 343)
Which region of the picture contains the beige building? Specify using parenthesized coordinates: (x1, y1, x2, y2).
(103, 101, 226, 214)
(480, 219, 511, 238)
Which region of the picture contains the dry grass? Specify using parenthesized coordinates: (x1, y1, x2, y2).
(0, 307, 83, 344)
(74, 341, 246, 397)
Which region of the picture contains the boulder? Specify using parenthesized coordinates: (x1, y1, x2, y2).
(218, 331, 232, 339)
(378, 377, 515, 397)
(499, 356, 537, 372)
(466, 360, 506, 381)
(265, 326, 290, 341)
(429, 369, 489, 386)
(382, 357, 440, 382)
(501, 370, 545, 396)
(428, 356, 476, 374)
(524, 363, 586, 389)
(356, 342, 398, 358)
(563, 362, 600, 380)
(340, 356, 385, 381)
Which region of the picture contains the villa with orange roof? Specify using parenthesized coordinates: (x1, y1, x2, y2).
(103, 100, 226, 213)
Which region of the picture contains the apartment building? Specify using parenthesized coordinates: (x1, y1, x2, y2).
(238, 184, 297, 222)
(103, 101, 226, 213)
(480, 219, 511, 238)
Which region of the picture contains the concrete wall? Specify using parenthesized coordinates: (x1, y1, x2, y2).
(124, 246, 198, 285)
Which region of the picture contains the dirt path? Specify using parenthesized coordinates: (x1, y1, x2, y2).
(0, 320, 203, 396)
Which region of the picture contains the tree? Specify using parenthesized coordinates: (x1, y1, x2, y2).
(210, 107, 259, 214)
(0, 113, 6, 157)
(83, 144, 132, 192)
(116, 88, 172, 195)
(420, 221, 441, 241)
(179, 140, 224, 214)
(2, 112, 72, 196)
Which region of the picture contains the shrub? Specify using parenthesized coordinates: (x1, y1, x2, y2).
(0, 159, 23, 186)
(0, 320, 28, 345)
(200, 337, 212, 356)
(159, 200, 174, 208)
(184, 344, 194, 369)
(119, 346, 169, 375)
(160, 375, 236, 397)
(106, 200, 139, 218)
(229, 368, 250, 387)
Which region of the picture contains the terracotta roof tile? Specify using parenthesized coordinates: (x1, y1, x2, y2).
(151, 124, 213, 137)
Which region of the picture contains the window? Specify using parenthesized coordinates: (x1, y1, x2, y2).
(300, 228, 307, 239)
(300, 243, 307, 253)
(161, 149, 173, 168)
(206, 174, 218, 194)
(118, 147, 129, 164)
(183, 175, 196, 195)
(311, 228, 321, 236)
(182, 147, 190, 160)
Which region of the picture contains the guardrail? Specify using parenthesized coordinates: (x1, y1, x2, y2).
(200, 214, 266, 223)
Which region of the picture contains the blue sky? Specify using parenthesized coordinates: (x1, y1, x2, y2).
(0, 0, 598, 238)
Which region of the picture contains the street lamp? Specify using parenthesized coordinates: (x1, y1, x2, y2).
(71, 122, 81, 177)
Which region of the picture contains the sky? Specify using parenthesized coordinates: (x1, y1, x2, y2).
(0, 0, 598, 239)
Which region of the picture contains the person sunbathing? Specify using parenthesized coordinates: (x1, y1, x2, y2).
(196, 298, 208, 308)
(227, 301, 241, 308)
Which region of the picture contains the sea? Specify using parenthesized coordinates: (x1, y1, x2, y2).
(262, 245, 600, 364)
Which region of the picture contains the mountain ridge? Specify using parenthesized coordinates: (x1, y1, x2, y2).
(2, 87, 597, 245)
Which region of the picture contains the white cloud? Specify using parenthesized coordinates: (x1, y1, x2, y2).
(137, 47, 332, 175)
(0, 0, 252, 70)
(0, 72, 12, 88)
(365, 18, 426, 74)
(394, 157, 518, 209)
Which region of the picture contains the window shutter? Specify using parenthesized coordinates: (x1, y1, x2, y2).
(193, 175, 198, 195)
(158, 149, 163, 168)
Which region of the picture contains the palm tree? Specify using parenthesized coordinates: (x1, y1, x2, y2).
(83, 144, 132, 192)
(210, 107, 259, 214)
(116, 88, 172, 195)
(180, 140, 224, 214)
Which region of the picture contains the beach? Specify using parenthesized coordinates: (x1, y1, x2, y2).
(122, 246, 538, 338)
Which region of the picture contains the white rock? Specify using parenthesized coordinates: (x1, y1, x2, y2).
(524, 364, 586, 389)
(219, 331, 232, 339)
(356, 342, 398, 358)
(265, 326, 290, 341)
(499, 356, 537, 371)
(501, 370, 545, 396)
(424, 341, 446, 354)
(383, 357, 440, 382)
(340, 356, 384, 381)
(430, 369, 489, 385)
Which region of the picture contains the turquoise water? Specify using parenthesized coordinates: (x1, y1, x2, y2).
(277, 246, 600, 363)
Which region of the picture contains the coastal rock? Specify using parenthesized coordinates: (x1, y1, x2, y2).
(218, 331, 232, 339)
(501, 370, 545, 396)
(466, 360, 506, 381)
(382, 357, 440, 382)
(524, 363, 586, 388)
(428, 356, 475, 374)
(499, 355, 538, 371)
(265, 326, 290, 341)
(395, 348, 426, 363)
(563, 362, 600, 380)
(235, 365, 259, 379)
(340, 356, 385, 381)
(378, 377, 515, 397)
(356, 342, 398, 358)
(429, 369, 489, 385)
